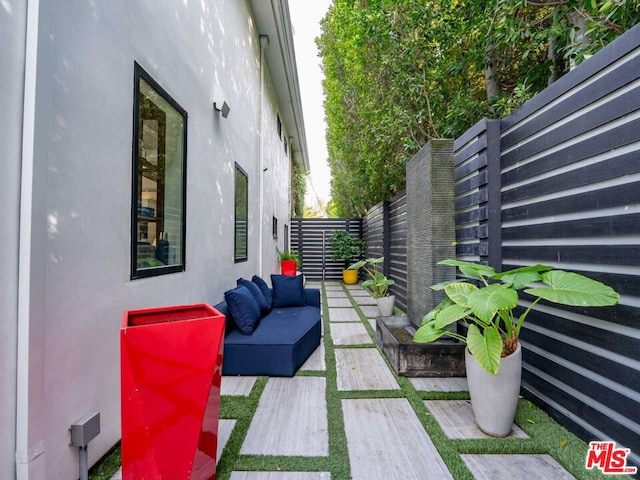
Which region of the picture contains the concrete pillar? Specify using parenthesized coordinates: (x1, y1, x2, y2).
(406, 139, 455, 327)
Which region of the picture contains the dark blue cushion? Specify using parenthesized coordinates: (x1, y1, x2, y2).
(224, 285, 261, 335)
(237, 278, 270, 315)
(271, 274, 305, 308)
(252, 275, 272, 309)
(222, 305, 322, 376)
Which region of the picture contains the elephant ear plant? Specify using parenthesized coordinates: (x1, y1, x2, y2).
(348, 257, 394, 298)
(414, 259, 619, 375)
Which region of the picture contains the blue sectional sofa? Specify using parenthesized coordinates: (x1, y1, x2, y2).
(215, 275, 322, 377)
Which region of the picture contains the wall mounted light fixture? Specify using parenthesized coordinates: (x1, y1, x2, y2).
(214, 100, 230, 118)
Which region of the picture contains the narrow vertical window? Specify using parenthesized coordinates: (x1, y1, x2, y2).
(277, 114, 282, 139)
(272, 216, 278, 238)
(234, 164, 248, 262)
(131, 63, 187, 279)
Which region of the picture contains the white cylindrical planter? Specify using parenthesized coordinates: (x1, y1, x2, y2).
(377, 295, 396, 316)
(465, 343, 522, 437)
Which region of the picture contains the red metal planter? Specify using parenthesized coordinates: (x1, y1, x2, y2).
(120, 304, 225, 480)
(280, 260, 297, 276)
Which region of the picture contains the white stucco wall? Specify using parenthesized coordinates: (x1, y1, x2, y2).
(12, 0, 299, 478)
(0, 2, 27, 478)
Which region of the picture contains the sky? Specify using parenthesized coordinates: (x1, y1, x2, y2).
(289, 0, 333, 208)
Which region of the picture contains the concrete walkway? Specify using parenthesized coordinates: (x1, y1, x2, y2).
(111, 280, 577, 480)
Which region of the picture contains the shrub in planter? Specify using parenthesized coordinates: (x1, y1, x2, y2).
(328, 231, 365, 284)
(414, 259, 618, 436)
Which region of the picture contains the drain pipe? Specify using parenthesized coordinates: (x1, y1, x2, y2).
(258, 35, 269, 277)
(258, 34, 269, 277)
(16, 0, 41, 477)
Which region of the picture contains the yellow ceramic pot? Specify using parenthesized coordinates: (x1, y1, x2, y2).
(342, 269, 358, 285)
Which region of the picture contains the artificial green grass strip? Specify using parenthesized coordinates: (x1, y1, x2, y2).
(332, 343, 375, 349)
(337, 389, 404, 400)
(229, 454, 333, 473)
(514, 399, 634, 480)
(216, 376, 267, 480)
(322, 281, 353, 480)
(295, 369, 326, 377)
(419, 390, 471, 401)
(88, 444, 121, 480)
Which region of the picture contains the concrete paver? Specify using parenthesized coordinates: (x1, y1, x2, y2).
(330, 322, 372, 345)
(343, 398, 453, 480)
(328, 307, 361, 322)
(424, 400, 528, 439)
(335, 348, 399, 391)
(241, 377, 329, 456)
(462, 454, 576, 479)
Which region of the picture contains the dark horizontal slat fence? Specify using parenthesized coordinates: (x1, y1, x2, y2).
(362, 192, 408, 313)
(290, 218, 362, 279)
(388, 191, 407, 312)
(498, 25, 640, 465)
(293, 24, 640, 465)
(446, 24, 640, 465)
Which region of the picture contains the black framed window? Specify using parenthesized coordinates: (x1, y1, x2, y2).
(131, 63, 187, 279)
(234, 164, 248, 262)
(272, 216, 278, 238)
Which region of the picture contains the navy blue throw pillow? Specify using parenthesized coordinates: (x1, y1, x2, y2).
(224, 285, 261, 335)
(252, 275, 273, 309)
(237, 278, 270, 315)
(271, 274, 305, 308)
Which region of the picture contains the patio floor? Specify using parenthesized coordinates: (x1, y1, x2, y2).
(110, 280, 581, 480)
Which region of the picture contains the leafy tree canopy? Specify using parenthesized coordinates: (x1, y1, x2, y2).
(319, 0, 638, 217)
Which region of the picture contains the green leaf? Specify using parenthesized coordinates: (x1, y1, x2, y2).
(430, 280, 457, 291)
(526, 270, 619, 307)
(444, 282, 478, 308)
(414, 323, 449, 343)
(434, 304, 470, 329)
(468, 284, 518, 323)
(348, 260, 366, 270)
(466, 324, 502, 375)
(491, 264, 553, 290)
(437, 259, 495, 280)
(497, 271, 541, 290)
(599, 1, 613, 13)
(368, 257, 385, 264)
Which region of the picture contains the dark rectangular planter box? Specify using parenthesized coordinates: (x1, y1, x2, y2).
(376, 316, 466, 377)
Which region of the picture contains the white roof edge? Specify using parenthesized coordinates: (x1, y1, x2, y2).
(250, 0, 310, 175)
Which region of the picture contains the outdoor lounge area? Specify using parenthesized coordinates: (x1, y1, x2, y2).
(99, 279, 612, 480)
(4, 1, 638, 478)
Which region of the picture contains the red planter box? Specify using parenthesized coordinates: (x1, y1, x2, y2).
(280, 260, 297, 276)
(120, 304, 225, 480)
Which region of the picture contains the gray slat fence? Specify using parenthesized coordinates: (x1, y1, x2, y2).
(290, 218, 362, 279)
(292, 24, 640, 464)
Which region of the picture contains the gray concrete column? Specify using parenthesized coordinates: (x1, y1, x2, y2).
(406, 139, 455, 327)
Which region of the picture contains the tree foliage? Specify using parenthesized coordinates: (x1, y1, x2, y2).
(319, 0, 639, 217)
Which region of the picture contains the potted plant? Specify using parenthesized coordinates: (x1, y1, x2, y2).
(348, 257, 396, 315)
(276, 247, 300, 276)
(328, 231, 365, 284)
(414, 259, 618, 437)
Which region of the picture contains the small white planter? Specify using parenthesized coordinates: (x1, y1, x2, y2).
(376, 295, 396, 316)
(465, 343, 522, 437)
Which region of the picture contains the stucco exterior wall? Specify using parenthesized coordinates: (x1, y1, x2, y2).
(9, 0, 300, 478)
